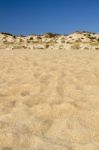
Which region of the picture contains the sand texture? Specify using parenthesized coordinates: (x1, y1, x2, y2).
(0, 48, 99, 150)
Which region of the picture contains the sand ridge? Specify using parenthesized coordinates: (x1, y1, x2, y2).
(1, 31, 99, 50)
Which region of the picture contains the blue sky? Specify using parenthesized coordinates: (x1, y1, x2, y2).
(0, 0, 99, 35)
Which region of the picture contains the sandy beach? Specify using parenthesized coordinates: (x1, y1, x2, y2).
(0, 48, 99, 150)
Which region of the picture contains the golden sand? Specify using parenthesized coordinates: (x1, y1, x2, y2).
(0, 49, 99, 150)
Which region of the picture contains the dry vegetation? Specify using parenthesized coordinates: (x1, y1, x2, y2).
(0, 31, 99, 50)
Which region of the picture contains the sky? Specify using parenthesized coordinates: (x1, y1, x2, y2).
(0, 0, 99, 35)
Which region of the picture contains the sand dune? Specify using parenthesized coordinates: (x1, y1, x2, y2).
(0, 48, 99, 150)
(1, 31, 99, 50)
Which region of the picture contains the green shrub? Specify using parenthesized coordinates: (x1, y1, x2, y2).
(45, 32, 58, 38)
(1, 32, 13, 36)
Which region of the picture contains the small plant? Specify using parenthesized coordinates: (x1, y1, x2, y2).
(89, 36, 96, 40)
(19, 39, 24, 42)
(27, 40, 31, 43)
(37, 36, 42, 40)
(66, 42, 71, 44)
(97, 38, 99, 41)
(84, 47, 89, 50)
(13, 35, 16, 39)
(95, 47, 99, 50)
(24, 46, 28, 49)
(45, 44, 49, 48)
(69, 36, 72, 38)
(29, 37, 33, 40)
(1, 32, 13, 36)
(45, 32, 58, 38)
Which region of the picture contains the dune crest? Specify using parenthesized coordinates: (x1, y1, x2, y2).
(0, 31, 99, 50)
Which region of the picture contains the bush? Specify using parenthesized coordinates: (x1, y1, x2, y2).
(89, 36, 96, 40)
(84, 47, 89, 50)
(19, 39, 24, 42)
(37, 36, 42, 40)
(45, 32, 58, 38)
(95, 48, 99, 50)
(1, 32, 13, 36)
(29, 37, 33, 40)
(45, 44, 49, 48)
(1, 32, 16, 39)
(69, 36, 72, 38)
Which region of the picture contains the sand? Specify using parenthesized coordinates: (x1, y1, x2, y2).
(0, 48, 99, 150)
